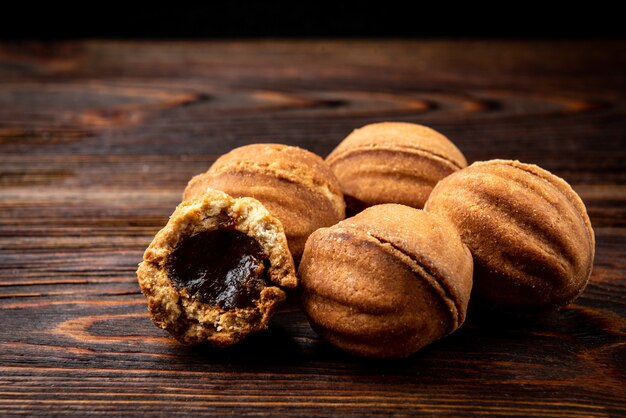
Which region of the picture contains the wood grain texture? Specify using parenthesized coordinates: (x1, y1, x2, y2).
(0, 40, 625, 417)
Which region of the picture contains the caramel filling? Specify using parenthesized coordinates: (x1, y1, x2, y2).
(167, 229, 269, 310)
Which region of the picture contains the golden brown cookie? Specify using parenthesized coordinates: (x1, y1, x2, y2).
(424, 159, 595, 313)
(299, 204, 473, 359)
(326, 122, 467, 213)
(184, 144, 345, 260)
(137, 189, 297, 346)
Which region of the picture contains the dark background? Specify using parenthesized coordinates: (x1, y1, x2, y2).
(1, 2, 624, 38)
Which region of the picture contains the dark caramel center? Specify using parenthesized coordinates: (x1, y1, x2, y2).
(167, 229, 268, 310)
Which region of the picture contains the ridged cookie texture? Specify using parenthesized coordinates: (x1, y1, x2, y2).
(299, 204, 473, 359)
(184, 144, 345, 260)
(326, 122, 467, 213)
(425, 159, 595, 313)
(137, 189, 297, 347)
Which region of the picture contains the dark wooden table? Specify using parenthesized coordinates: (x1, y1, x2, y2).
(1, 40, 624, 417)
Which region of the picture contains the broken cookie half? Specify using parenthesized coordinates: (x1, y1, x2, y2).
(137, 188, 298, 346)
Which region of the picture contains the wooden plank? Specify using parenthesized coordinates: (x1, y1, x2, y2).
(0, 40, 624, 417)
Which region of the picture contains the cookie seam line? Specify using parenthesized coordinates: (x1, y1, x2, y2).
(327, 143, 465, 171)
(337, 224, 461, 331)
(211, 160, 341, 194)
(364, 231, 463, 331)
(209, 163, 345, 216)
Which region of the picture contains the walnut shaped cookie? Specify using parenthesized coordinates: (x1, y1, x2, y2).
(299, 204, 473, 358)
(425, 159, 595, 313)
(326, 122, 467, 213)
